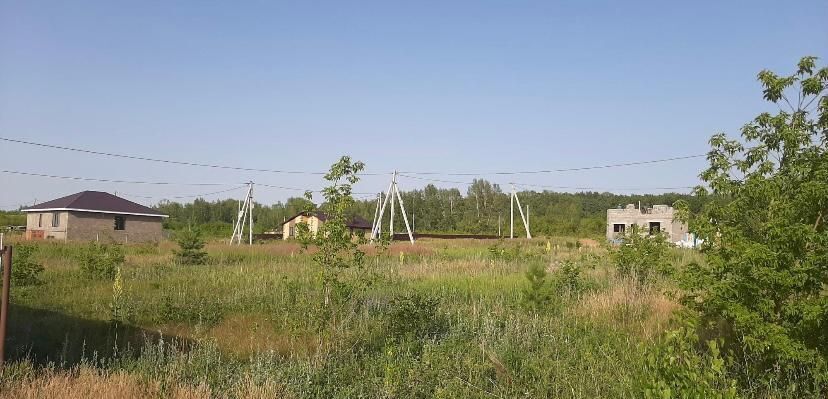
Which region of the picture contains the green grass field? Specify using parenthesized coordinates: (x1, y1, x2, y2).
(1, 238, 704, 398)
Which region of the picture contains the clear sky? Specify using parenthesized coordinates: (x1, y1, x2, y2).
(1, 1, 826, 209)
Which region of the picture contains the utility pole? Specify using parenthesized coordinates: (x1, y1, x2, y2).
(371, 171, 414, 244)
(230, 182, 254, 245)
(510, 184, 531, 239)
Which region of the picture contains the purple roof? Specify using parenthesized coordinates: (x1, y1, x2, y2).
(22, 191, 166, 217)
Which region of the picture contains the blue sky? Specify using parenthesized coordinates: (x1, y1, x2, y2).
(1, 1, 826, 208)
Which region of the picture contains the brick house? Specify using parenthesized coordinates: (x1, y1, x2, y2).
(281, 211, 372, 240)
(22, 191, 167, 243)
(606, 204, 689, 243)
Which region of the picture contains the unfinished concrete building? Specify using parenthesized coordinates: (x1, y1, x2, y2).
(606, 204, 688, 243)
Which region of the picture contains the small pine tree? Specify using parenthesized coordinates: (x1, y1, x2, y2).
(522, 262, 551, 311)
(175, 229, 208, 265)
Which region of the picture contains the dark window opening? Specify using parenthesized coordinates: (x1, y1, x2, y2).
(114, 216, 126, 231)
(52, 212, 60, 227)
(38, 214, 43, 228)
(612, 223, 626, 233)
(649, 222, 661, 235)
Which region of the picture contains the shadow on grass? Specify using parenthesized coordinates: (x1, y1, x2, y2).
(4, 303, 192, 366)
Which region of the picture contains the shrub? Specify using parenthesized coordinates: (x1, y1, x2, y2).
(4, 245, 44, 286)
(643, 328, 738, 399)
(383, 292, 448, 344)
(613, 225, 671, 286)
(78, 243, 125, 280)
(556, 260, 582, 296)
(174, 229, 208, 265)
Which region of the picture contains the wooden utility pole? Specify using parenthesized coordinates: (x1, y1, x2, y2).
(0, 245, 12, 371)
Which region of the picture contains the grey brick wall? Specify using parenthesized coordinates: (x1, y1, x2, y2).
(66, 212, 164, 243)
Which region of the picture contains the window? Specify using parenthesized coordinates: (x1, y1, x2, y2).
(52, 212, 60, 227)
(114, 216, 126, 230)
(38, 214, 43, 227)
(649, 222, 661, 235)
(612, 223, 625, 233)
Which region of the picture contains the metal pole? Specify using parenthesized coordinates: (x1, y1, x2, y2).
(0, 246, 12, 371)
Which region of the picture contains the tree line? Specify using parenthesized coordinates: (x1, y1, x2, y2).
(153, 180, 702, 237)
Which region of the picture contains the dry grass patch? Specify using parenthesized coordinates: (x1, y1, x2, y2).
(574, 278, 679, 339)
(207, 314, 317, 358)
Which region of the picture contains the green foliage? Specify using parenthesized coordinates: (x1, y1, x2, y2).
(643, 327, 739, 399)
(683, 57, 828, 394)
(557, 260, 583, 295)
(5, 245, 44, 286)
(383, 292, 448, 344)
(77, 242, 125, 280)
(521, 262, 552, 311)
(614, 225, 671, 286)
(0, 211, 25, 227)
(174, 229, 208, 265)
(300, 156, 368, 311)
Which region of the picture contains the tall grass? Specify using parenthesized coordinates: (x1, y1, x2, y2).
(0, 239, 722, 397)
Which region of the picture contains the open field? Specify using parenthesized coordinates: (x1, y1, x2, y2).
(0, 237, 708, 398)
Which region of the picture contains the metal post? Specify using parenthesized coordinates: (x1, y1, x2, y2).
(0, 246, 12, 370)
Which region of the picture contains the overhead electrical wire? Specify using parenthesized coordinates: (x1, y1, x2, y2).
(0, 169, 234, 186)
(1, 136, 706, 176)
(0, 169, 377, 197)
(119, 186, 248, 200)
(397, 174, 695, 192)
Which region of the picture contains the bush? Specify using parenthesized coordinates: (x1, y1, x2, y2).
(383, 292, 448, 344)
(643, 327, 738, 399)
(613, 225, 671, 286)
(174, 229, 208, 265)
(4, 245, 44, 286)
(78, 243, 125, 280)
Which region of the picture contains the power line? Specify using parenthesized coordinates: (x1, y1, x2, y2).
(119, 186, 248, 200)
(398, 154, 707, 175)
(397, 174, 695, 192)
(0, 136, 347, 176)
(0, 169, 235, 186)
(1, 136, 706, 176)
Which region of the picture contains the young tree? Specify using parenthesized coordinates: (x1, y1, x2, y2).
(175, 228, 208, 265)
(683, 57, 828, 393)
(300, 156, 366, 307)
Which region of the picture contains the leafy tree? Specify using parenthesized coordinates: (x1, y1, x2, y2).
(682, 56, 828, 393)
(300, 156, 367, 308)
(174, 228, 209, 265)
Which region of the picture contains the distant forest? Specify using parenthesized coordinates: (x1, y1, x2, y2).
(155, 179, 703, 238)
